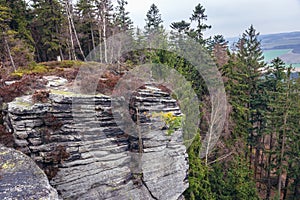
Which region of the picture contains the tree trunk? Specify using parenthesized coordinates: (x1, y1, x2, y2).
(3, 31, 16, 72)
(102, 6, 108, 63)
(65, 0, 76, 60)
(278, 80, 290, 198)
(266, 132, 274, 199)
(136, 108, 143, 154)
(98, 25, 103, 62)
(283, 163, 291, 200)
(66, 0, 85, 60)
(293, 176, 300, 199)
(90, 22, 96, 59)
(55, 23, 64, 61)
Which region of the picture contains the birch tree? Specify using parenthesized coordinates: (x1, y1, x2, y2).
(95, 0, 113, 63)
(64, 0, 85, 60)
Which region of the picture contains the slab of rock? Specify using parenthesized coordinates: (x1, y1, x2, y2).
(4, 77, 188, 200)
(0, 145, 58, 200)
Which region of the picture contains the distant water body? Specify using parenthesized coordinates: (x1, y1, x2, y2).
(263, 49, 300, 71)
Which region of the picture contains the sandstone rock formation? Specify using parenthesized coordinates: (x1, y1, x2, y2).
(4, 76, 188, 199)
(0, 145, 58, 200)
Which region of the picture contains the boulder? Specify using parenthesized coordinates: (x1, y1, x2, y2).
(0, 145, 58, 200)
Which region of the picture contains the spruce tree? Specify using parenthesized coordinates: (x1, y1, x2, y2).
(0, 3, 15, 71)
(265, 64, 300, 199)
(6, 0, 33, 45)
(236, 25, 266, 175)
(263, 57, 287, 199)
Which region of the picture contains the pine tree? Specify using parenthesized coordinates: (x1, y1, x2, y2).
(189, 3, 211, 44)
(0, 1, 33, 71)
(30, 0, 66, 61)
(144, 3, 163, 35)
(75, 0, 97, 57)
(170, 20, 191, 50)
(170, 20, 190, 34)
(113, 0, 133, 32)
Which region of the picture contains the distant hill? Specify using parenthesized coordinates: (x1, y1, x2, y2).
(227, 31, 300, 67)
(259, 31, 300, 52)
(227, 31, 300, 50)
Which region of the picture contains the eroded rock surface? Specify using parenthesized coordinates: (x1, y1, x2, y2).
(4, 76, 188, 199)
(0, 145, 58, 200)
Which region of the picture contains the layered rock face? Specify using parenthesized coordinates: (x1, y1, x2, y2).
(0, 145, 58, 200)
(4, 77, 188, 199)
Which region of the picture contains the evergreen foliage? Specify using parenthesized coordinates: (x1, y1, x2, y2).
(144, 3, 163, 35)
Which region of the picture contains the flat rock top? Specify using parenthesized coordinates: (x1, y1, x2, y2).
(0, 146, 58, 200)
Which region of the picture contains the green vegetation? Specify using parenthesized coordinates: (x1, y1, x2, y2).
(152, 112, 183, 135)
(0, 1, 300, 200)
(11, 60, 83, 77)
(12, 63, 49, 77)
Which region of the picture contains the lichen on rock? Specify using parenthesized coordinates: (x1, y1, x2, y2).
(0, 145, 58, 200)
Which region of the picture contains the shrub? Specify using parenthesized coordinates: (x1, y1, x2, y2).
(32, 90, 50, 103)
(152, 112, 183, 135)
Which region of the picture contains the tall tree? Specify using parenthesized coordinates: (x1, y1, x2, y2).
(75, 0, 97, 57)
(264, 63, 300, 199)
(0, 1, 34, 71)
(207, 35, 229, 67)
(64, 0, 85, 60)
(0, 3, 15, 71)
(170, 20, 190, 34)
(263, 57, 287, 199)
(236, 25, 266, 176)
(95, 0, 113, 63)
(30, 0, 66, 61)
(189, 3, 211, 44)
(144, 3, 163, 35)
(6, 0, 33, 45)
(113, 0, 133, 32)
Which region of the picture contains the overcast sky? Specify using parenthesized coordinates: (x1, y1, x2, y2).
(123, 0, 300, 38)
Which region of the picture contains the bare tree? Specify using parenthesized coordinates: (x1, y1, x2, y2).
(96, 0, 113, 63)
(65, 0, 85, 60)
(201, 89, 227, 165)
